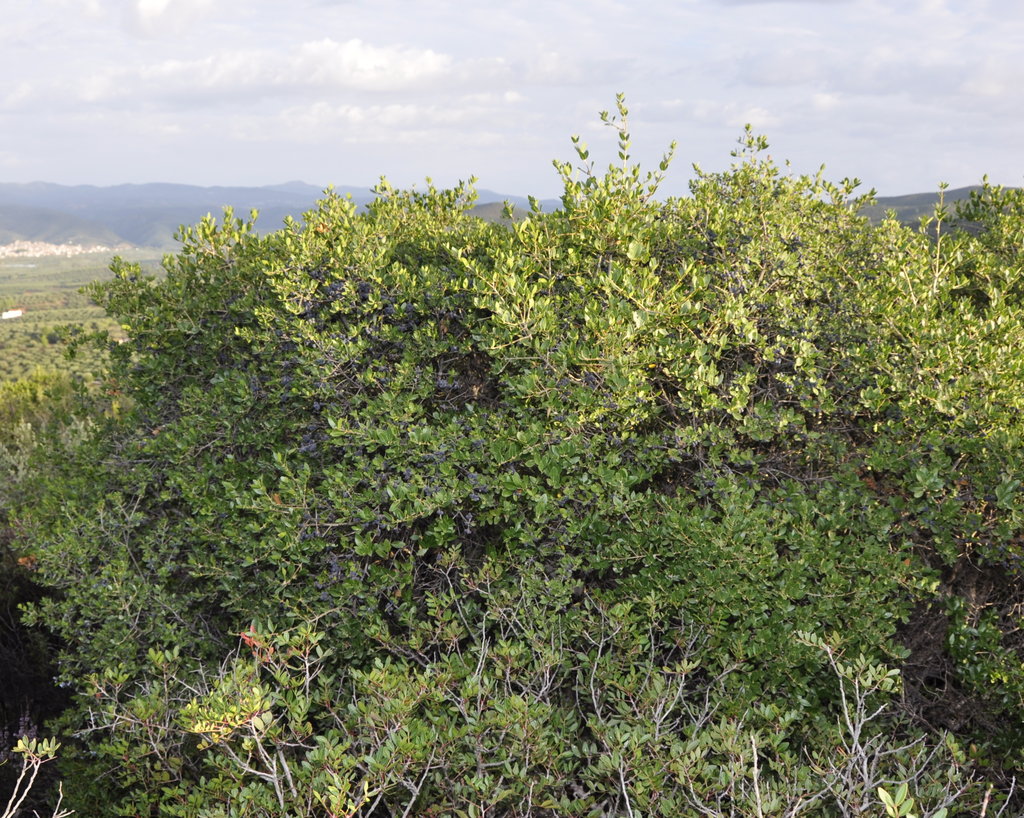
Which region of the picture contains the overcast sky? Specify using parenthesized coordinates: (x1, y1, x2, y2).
(2, 0, 1022, 198)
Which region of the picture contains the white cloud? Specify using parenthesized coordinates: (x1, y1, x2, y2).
(70, 37, 505, 106)
(812, 92, 840, 111)
(738, 49, 835, 88)
(0, 82, 34, 110)
(294, 38, 453, 91)
(693, 101, 781, 130)
(0, 150, 24, 170)
(271, 97, 523, 146)
(959, 57, 1024, 104)
(137, 0, 174, 17)
(525, 51, 587, 85)
(127, 0, 213, 35)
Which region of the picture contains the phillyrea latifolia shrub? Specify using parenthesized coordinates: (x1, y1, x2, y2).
(14, 100, 1024, 815)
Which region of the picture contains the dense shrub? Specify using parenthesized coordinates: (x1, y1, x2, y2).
(13, 101, 1024, 815)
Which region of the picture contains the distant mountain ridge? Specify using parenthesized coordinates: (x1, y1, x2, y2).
(0, 181, 1010, 250)
(0, 204, 124, 246)
(0, 182, 561, 249)
(855, 185, 990, 226)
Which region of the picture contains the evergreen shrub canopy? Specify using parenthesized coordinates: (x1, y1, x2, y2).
(14, 99, 1024, 816)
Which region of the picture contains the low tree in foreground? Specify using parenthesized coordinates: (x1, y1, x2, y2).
(11, 99, 1024, 815)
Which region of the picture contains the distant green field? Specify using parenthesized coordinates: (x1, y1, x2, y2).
(0, 249, 163, 382)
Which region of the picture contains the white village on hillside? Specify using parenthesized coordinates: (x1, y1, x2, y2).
(0, 239, 123, 259)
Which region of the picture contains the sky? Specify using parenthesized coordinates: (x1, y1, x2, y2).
(2, 0, 1022, 199)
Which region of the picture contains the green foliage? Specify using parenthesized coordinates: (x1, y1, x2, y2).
(12, 100, 1024, 815)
